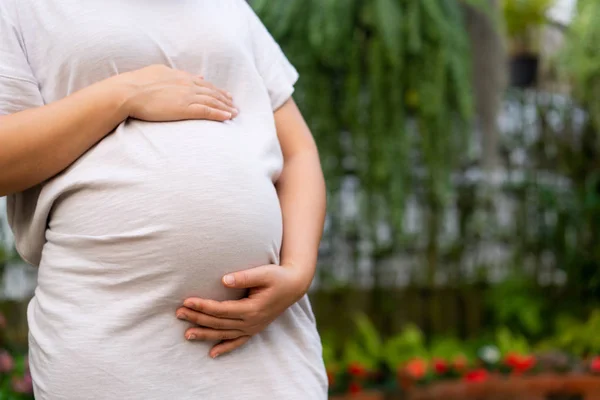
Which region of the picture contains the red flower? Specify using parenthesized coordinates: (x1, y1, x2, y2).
(504, 353, 536, 374)
(327, 370, 335, 386)
(349, 382, 362, 394)
(504, 352, 519, 368)
(347, 362, 368, 378)
(464, 369, 488, 383)
(433, 358, 448, 375)
(405, 358, 428, 380)
(453, 355, 468, 372)
(590, 356, 600, 374)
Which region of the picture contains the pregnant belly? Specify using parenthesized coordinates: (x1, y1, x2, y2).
(37, 118, 283, 319)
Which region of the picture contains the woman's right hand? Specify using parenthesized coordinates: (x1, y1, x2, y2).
(118, 64, 238, 123)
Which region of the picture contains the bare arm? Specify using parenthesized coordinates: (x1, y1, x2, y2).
(0, 65, 237, 197)
(0, 77, 129, 196)
(275, 98, 326, 294)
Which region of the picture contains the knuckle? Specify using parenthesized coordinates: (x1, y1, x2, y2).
(190, 313, 202, 324)
(212, 319, 224, 330)
(208, 98, 219, 108)
(247, 306, 260, 320)
(197, 105, 210, 117)
(239, 272, 249, 287)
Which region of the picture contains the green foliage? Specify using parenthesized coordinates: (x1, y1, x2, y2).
(342, 314, 384, 370)
(487, 277, 546, 336)
(562, 0, 600, 134)
(251, 0, 475, 246)
(495, 327, 530, 356)
(502, 0, 554, 40)
(429, 336, 469, 361)
(382, 324, 428, 370)
(544, 310, 600, 356)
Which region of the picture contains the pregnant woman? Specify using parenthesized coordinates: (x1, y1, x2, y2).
(0, 0, 327, 398)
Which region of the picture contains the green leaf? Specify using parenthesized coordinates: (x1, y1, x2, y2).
(354, 313, 382, 359)
(374, 0, 403, 66)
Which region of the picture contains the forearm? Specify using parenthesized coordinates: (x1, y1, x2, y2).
(276, 149, 326, 294)
(0, 76, 130, 196)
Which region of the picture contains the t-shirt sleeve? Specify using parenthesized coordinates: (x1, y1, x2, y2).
(1, 1, 45, 267)
(0, 1, 44, 115)
(242, 1, 299, 111)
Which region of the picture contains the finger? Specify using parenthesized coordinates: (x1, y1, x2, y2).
(176, 308, 244, 330)
(195, 78, 233, 101)
(186, 104, 232, 121)
(222, 265, 274, 289)
(184, 327, 244, 342)
(210, 336, 251, 359)
(196, 86, 235, 109)
(183, 298, 255, 319)
(194, 95, 238, 117)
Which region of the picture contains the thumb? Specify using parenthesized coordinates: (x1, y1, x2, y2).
(223, 266, 272, 289)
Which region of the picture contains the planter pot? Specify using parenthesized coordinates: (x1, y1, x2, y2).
(560, 375, 600, 398)
(405, 375, 600, 400)
(509, 53, 539, 88)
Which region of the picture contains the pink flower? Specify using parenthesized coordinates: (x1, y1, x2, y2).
(0, 351, 14, 373)
(12, 372, 33, 394)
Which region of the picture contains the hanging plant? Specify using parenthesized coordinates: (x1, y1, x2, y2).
(251, 0, 476, 284)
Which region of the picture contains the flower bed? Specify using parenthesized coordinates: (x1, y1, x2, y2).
(324, 313, 600, 399)
(330, 374, 600, 400)
(327, 336, 600, 399)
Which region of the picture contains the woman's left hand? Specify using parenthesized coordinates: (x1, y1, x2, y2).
(176, 264, 309, 358)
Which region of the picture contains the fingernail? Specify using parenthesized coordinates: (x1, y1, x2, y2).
(184, 300, 194, 308)
(176, 313, 186, 320)
(223, 275, 235, 286)
(212, 353, 220, 359)
(225, 112, 232, 119)
(187, 334, 196, 340)
(226, 92, 233, 98)
(232, 109, 239, 117)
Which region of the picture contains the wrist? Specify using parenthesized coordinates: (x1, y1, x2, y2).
(281, 260, 316, 298)
(106, 72, 138, 120)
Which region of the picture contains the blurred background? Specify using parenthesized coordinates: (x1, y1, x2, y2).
(2, 0, 600, 398)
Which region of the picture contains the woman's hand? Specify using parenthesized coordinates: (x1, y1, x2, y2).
(119, 64, 238, 122)
(176, 263, 309, 358)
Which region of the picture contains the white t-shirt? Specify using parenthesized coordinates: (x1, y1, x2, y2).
(0, 0, 327, 398)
